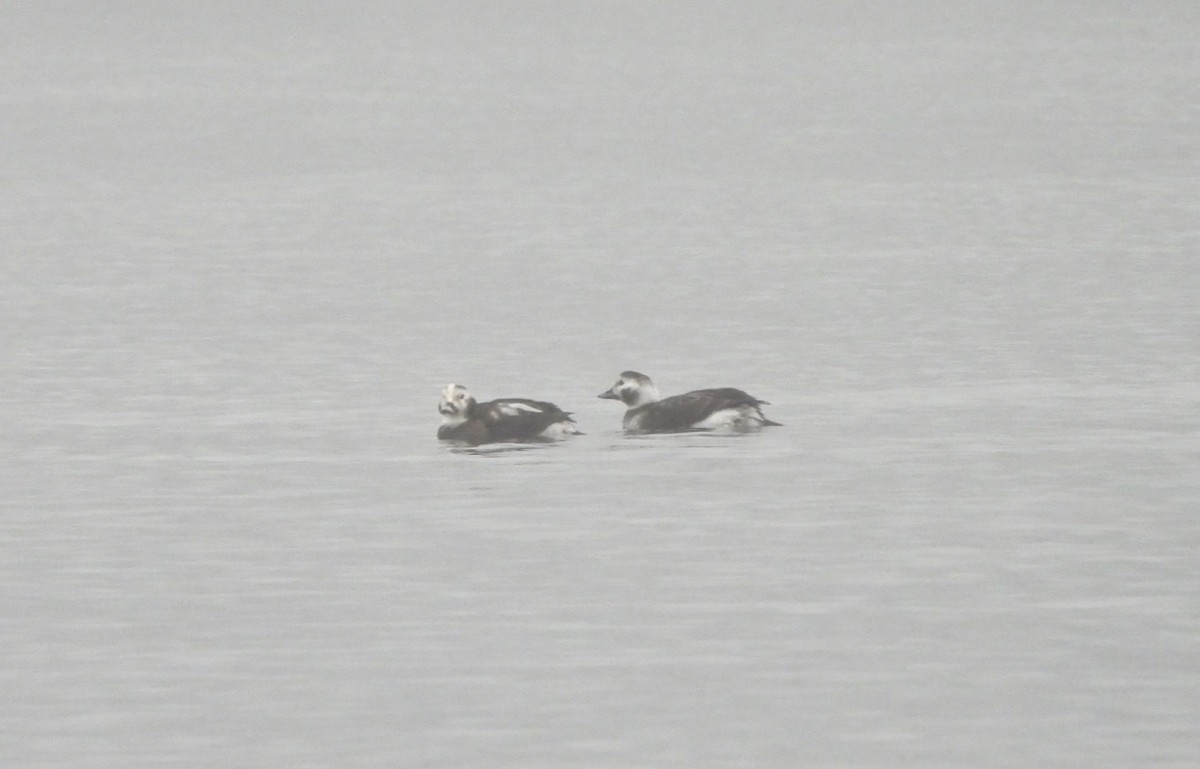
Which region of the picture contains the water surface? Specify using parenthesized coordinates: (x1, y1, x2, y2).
(3, 3, 1198, 767)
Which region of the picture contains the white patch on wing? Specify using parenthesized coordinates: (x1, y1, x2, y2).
(497, 402, 543, 417)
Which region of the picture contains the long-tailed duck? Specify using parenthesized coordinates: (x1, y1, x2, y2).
(598, 371, 781, 433)
(437, 383, 581, 445)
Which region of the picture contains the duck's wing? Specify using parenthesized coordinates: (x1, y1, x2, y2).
(475, 398, 574, 441)
(632, 388, 774, 432)
(691, 388, 769, 406)
(629, 391, 723, 432)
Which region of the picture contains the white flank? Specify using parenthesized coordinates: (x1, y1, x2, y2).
(539, 420, 580, 440)
(692, 408, 745, 430)
(693, 406, 767, 431)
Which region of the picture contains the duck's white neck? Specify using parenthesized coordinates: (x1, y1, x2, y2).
(625, 383, 660, 408)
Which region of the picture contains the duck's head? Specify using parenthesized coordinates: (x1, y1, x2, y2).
(598, 370, 659, 408)
(438, 383, 476, 422)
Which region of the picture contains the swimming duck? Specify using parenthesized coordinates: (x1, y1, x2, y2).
(437, 383, 580, 445)
(598, 371, 780, 433)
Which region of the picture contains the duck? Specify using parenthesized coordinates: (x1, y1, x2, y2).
(437, 383, 581, 445)
(598, 371, 781, 433)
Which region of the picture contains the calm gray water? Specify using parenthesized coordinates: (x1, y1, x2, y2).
(3, 3, 1198, 767)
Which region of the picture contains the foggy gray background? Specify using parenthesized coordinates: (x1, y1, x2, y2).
(3, 2, 1198, 767)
